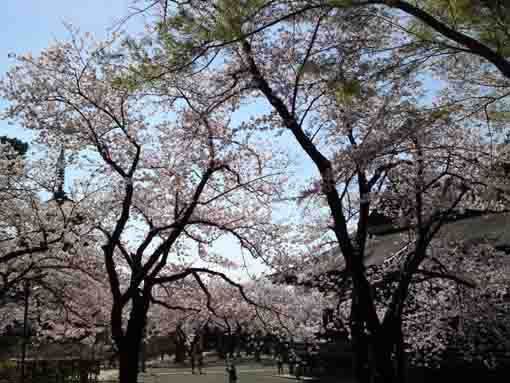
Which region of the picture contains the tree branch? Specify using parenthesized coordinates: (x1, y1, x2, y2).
(415, 269, 476, 288)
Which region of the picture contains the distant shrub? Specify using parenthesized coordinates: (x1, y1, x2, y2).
(0, 359, 18, 382)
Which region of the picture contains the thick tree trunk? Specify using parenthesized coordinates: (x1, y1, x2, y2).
(174, 340, 186, 363)
(235, 325, 242, 357)
(350, 269, 383, 383)
(394, 328, 406, 383)
(372, 338, 395, 383)
(351, 322, 397, 383)
(140, 341, 146, 373)
(229, 335, 236, 359)
(119, 340, 141, 383)
(352, 335, 368, 383)
(350, 298, 368, 383)
(174, 328, 187, 363)
(116, 294, 149, 383)
(217, 333, 227, 359)
(390, 317, 406, 383)
(366, 317, 406, 383)
(349, 281, 404, 383)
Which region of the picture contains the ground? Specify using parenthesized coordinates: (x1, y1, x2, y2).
(99, 362, 354, 383)
(100, 365, 303, 383)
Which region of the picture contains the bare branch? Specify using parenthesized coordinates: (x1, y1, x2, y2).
(415, 269, 476, 288)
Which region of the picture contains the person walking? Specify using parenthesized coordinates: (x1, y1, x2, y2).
(189, 346, 196, 374)
(295, 358, 302, 381)
(197, 351, 204, 374)
(288, 351, 295, 375)
(190, 352, 196, 374)
(276, 353, 284, 375)
(227, 363, 237, 383)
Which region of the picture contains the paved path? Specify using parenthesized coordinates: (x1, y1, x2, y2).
(99, 366, 325, 383)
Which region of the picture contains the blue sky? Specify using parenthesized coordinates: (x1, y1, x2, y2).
(0, 1, 285, 279)
(0, 0, 149, 204)
(0, 0, 147, 140)
(0, 0, 316, 178)
(0, 1, 331, 280)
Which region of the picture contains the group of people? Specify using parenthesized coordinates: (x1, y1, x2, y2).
(190, 351, 238, 383)
(276, 351, 307, 380)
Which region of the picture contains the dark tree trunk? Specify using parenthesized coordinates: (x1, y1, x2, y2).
(217, 333, 226, 359)
(388, 316, 406, 383)
(352, 333, 368, 383)
(140, 341, 146, 373)
(395, 328, 406, 383)
(235, 325, 242, 357)
(349, 282, 403, 383)
(116, 294, 149, 383)
(174, 338, 186, 363)
(229, 335, 236, 359)
(174, 327, 187, 363)
(174, 345, 186, 363)
(119, 340, 141, 383)
(363, 316, 407, 383)
(372, 337, 395, 383)
(350, 289, 367, 383)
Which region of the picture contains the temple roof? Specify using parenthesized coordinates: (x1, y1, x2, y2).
(270, 211, 510, 284)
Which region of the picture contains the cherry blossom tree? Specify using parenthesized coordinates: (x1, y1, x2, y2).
(146, 274, 328, 361)
(401, 241, 510, 370)
(1, 28, 286, 383)
(0, 186, 110, 356)
(3, 2, 507, 382)
(246, 278, 328, 343)
(115, 2, 510, 381)
(0, 139, 49, 299)
(0, 137, 96, 304)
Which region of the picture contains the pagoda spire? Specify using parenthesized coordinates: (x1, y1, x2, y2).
(53, 145, 67, 204)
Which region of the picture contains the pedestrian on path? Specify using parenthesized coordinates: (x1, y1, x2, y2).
(295, 359, 302, 381)
(276, 353, 284, 375)
(288, 351, 296, 375)
(227, 363, 237, 383)
(190, 352, 196, 374)
(197, 352, 204, 374)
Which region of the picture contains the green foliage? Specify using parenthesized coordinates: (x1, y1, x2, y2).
(212, 0, 265, 41)
(112, 74, 139, 93)
(213, 0, 244, 41)
(332, 79, 361, 105)
(166, 13, 196, 35)
(429, 108, 450, 120)
(479, 29, 510, 56)
(0, 359, 17, 370)
(408, 20, 436, 41)
(488, 110, 510, 122)
(419, 0, 510, 55)
(113, 34, 181, 91)
(0, 360, 99, 383)
(424, 0, 477, 24)
(0, 136, 28, 157)
(0, 335, 21, 352)
(328, 0, 355, 6)
(298, 61, 322, 76)
(0, 359, 17, 381)
(156, 24, 197, 68)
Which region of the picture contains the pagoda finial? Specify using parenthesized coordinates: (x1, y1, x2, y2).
(53, 145, 66, 204)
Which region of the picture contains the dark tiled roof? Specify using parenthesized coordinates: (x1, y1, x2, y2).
(362, 212, 510, 268)
(270, 212, 510, 283)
